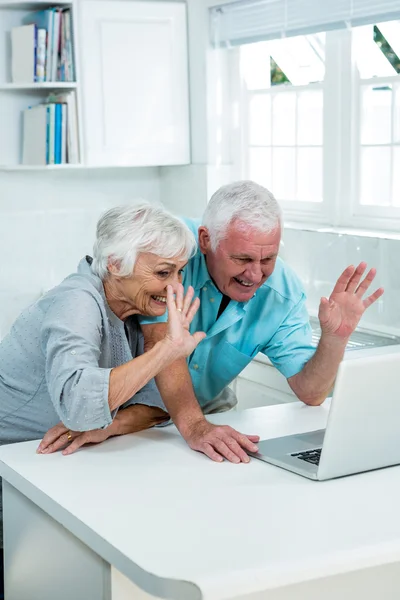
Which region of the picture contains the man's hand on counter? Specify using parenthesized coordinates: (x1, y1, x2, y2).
(180, 417, 259, 464)
(36, 404, 169, 455)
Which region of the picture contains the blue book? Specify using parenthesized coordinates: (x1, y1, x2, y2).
(54, 103, 62, 164)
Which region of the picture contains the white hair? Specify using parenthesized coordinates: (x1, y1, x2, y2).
(91, 202, 197, 280)
(202, 180, 283, 250)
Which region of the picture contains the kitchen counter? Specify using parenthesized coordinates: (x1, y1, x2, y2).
(1, 401, 400, 599)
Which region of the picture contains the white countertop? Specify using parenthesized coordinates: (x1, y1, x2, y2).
(1, 401, 400, 600)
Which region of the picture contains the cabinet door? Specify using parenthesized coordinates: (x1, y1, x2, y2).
(79, 1, 190, 166)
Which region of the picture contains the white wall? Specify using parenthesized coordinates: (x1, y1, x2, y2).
(0, 167, 160, 337)
(159, 0, 237, 215)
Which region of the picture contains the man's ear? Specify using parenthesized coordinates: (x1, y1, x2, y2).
(198, 226, 211, 254)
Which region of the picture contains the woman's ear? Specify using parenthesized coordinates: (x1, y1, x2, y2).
(106, 257, 122, 276)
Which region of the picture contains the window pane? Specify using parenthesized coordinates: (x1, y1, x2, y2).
(361, 86, 392, 145)
(392, 147, 400, 207)
(268, 34, 325, 86)
(249, 94, 271, 146)
(359, 147, 391, 206)
(393, 86, 400, 143)
(241, 42, 270, 90)
(354, 24, 397, 78)
(249, 147, 272, 189)
(272, 93, 296, 145)
(297, 148, 323, 203)
(272, 148, 296, 200)
(297, 91, 323, 146)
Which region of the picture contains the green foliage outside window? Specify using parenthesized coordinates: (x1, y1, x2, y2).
(374, 25, 400, 74)
(270, 57, 291, 86)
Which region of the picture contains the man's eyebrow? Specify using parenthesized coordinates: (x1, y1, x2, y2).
(231, 253, 278, 260)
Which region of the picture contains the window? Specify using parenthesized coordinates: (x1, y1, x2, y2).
(238, 21, 400, 231)
(354, 23, 400, 214)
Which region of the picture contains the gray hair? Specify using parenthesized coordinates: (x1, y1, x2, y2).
(202, 180, 282, 250)
(91, 202, 197, 280)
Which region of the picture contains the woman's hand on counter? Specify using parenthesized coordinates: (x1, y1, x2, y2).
(37, 404, 169, 455)
(37, 422, 114, 455)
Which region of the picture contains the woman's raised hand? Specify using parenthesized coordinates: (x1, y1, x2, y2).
(164, 284, 206, 359)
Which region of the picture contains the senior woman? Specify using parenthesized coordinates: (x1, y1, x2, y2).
(0, 202, 204, 455)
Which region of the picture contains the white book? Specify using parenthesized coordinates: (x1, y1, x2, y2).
(66, 91, 79, 163)
(22, 104, 50, 165)
(48, 104, 56, 164)
(11, 24, 36, 83)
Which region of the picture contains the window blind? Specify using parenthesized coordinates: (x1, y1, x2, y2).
(210, 0, 400, 46)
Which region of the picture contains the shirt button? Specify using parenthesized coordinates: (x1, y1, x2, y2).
(193, 364, 199, 370)
(202, 286, 207, 291)
(210, 298, 215, 303)
(70, 350, 76, 355)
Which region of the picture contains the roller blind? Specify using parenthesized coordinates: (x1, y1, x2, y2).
(210, 0, 400, 46)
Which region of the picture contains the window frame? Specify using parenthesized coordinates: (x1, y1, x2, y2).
(238, 27, 400, 233)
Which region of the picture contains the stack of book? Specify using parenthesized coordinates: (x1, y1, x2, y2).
(22, 91, 80, 165)
(11, 7, 74, 83)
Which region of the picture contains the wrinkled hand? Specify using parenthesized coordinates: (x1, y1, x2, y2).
(37, 422, 112, 456)
(183, 418, 260, 463)
(164, 284, 206, 359)
(319, 262, 384, 339)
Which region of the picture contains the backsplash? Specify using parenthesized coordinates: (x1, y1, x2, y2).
(281, 227, 400, 336)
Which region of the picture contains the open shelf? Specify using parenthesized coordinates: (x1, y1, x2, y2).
(0, 82, 77, 90)
(0, 163, 84, 170)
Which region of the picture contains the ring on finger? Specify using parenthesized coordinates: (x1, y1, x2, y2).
(66, 430, 72, 442)
(177, 308, 182, 312)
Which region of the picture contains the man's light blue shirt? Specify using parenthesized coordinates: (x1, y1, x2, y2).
(140, 218, 316, 407)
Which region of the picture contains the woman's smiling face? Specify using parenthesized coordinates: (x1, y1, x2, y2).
(105, 252, 187, 320)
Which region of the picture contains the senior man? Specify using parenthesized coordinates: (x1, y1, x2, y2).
(139, 180, 384, 463)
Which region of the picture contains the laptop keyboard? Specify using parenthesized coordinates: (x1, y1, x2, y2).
(291, 448, 321, 465)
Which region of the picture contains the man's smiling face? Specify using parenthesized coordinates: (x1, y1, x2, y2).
(198, 219, 281, 302)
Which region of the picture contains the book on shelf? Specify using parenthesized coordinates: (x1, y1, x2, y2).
(11, 24, 40, 83)
(22, 91, 80, 165)
(11, 7, 75, 83)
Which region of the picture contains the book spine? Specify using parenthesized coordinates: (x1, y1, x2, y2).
(45, 9, 54, 82)
(46, 106, 50, 165)
(48, 104, 55, 164)
(33, 24, 38, 82)
(54, 103, 62, 164)
(36, 28, 46, 82)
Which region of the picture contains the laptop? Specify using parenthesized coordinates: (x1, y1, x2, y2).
(250, 347, 400, 480)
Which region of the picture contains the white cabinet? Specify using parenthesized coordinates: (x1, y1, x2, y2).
(235, 356, 297, 410)
(79, 0, 190, 167)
